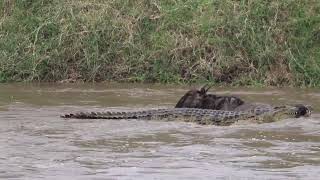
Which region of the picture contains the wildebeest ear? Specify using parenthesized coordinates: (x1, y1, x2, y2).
(199, 84, 213, 94)
(205, 84, 213, 93)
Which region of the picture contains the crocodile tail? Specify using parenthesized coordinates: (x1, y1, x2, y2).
(61, 111, 147, 119)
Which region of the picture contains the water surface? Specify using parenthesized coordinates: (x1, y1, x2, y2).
(0, 83, 319, 179)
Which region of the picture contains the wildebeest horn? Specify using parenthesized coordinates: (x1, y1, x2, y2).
(200, 84, 213, 93)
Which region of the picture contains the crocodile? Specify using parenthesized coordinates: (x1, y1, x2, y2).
(61, 85, 312, 125)
(61, 104, 311, 125)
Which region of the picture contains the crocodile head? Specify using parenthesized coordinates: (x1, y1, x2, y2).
(258, 104, 312, 123)
(290, 104, 312, 118)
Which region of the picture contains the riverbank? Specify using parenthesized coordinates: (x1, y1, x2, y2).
(0, 0, 319, 86)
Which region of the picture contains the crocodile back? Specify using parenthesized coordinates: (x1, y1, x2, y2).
(234, 103, 274, 115)
(61, 108, 252, 125)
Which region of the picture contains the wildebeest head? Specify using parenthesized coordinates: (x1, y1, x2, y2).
(175, 84, 214, 108)
(175, 84, 244, 110)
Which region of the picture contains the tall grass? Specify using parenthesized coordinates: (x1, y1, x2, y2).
(0, 0, 319, 86)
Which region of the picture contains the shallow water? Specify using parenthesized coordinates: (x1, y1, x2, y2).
(0, 83, 319, 180)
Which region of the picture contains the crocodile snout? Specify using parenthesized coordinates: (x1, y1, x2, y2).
(294, 104, 312, 118)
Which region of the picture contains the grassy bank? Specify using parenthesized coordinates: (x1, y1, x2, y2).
(0, 0, 320, 86)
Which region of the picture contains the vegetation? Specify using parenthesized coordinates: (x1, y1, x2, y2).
(0, 0, 320, 86)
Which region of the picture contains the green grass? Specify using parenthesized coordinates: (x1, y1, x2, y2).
(0, 0, 320, 86)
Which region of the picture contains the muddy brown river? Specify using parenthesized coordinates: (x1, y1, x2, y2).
(0, 83, 319, 179)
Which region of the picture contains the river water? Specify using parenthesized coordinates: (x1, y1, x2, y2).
(0, 83, 319, 180)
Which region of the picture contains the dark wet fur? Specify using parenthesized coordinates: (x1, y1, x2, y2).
(175, 84, 244, 110)
(174, 88, 206, 108)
